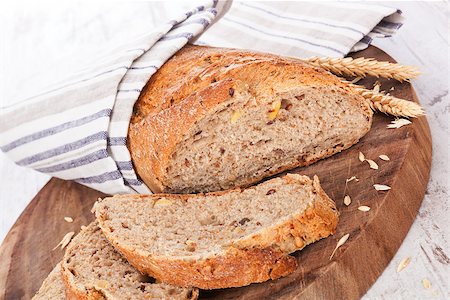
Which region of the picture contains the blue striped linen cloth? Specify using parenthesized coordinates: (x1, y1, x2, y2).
(0, 1, 403, 194)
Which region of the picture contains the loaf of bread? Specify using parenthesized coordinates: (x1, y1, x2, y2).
(32, 264, 65, 300)
(128, 45, 372, 193)
(61, 223, 198, 299)
(94, 174, 338, 289)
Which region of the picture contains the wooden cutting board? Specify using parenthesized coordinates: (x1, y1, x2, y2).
(0, 46, 431, 300)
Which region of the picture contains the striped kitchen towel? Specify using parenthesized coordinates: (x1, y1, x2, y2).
(0, 1, 403, 194)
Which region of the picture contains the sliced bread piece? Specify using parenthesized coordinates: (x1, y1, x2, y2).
(94, 174, 339, 289)
(32, 263, 65, 300)
(128, 45, 373, 193)
(61, 222, 198, 299)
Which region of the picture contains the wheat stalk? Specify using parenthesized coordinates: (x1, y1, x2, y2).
(343, 80, 425, 118)
(307, 57, 420, 82)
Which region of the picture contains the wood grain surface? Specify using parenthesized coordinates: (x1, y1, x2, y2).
(0, 46, 432, 300)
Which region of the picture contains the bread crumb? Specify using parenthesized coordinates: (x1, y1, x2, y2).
(397, 257, 411, 272)
(64, 217, 73, 223)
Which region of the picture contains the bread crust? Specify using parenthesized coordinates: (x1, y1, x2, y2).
(128, 45, 372, 193)
(95, 175, 339, 289)
(111, 244, 298, 290)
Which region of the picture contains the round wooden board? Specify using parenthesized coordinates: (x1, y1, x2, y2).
(0, 46, 431, 300)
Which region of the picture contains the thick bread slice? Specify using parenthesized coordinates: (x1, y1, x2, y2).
(61, 222, 198, 300)
(94, 174, 339, 289)
(32, 263, 65, 300)
(128, 45, 372, 193)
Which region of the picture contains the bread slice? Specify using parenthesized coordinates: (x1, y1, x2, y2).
(32, 263, 65, 300)
(94, 174, 339, 289)
(61, 222, 198, 299)
(128, 45, 372, 193)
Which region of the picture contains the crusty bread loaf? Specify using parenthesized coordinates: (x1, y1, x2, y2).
(128, 45, 372, 193)
(32, 263, 65, 300)
(94, 174, 339, 289)
(61, 222, 198, 299)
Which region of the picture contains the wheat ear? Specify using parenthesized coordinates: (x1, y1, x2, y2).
(344, 81, 425, 118)
(307, 57, 420, 82)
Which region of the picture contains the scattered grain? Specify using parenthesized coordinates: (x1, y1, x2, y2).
(396, 257, 411, 272)
(358, 152, 365, 162)
(374, 184, 391, 191)
(330, 233, 350, 260)
(358, 206, 371, 212)
(379, 154, 390, 161)
(422, 278, 431, 289)
(387, 118, 412, 129)
(64, 217, 73, 223)
(52, 232, 75, 250)
(344, 195, 351, 206)
(346, 176, 359, 183)
(366, 159, 379, 170)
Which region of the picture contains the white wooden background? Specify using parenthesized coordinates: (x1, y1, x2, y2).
(0, 1, 448, 299)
